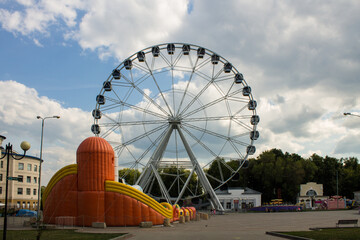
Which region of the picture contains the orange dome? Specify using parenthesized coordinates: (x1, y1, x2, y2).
(77, 136, 114, 155)
(77, 136, 115, 191)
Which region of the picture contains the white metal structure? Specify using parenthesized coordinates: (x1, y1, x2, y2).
(92, 43, 259, 210)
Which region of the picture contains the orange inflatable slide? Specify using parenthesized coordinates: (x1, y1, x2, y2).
(43, 137, 175, 226)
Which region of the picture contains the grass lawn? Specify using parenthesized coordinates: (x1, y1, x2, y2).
(0, 229, 126, 240)
(281, 228, 360, 240)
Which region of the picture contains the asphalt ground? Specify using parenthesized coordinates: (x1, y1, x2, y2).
(76, 209, 360, 240)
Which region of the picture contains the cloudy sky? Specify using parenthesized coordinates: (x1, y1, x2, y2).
(1, 0, 360, 185)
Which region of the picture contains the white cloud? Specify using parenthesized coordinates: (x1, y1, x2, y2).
(0, 80, 92, 184)
(74, 0, 188, 60)
(0, 0, 84, 35)
(1, 0, 360, 183)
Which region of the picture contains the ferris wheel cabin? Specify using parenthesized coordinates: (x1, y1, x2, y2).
(182, 44, 190, 55)
(137, 51, 145, 62)
(235, 73, 244, 84)
(112, 69, 121, 79)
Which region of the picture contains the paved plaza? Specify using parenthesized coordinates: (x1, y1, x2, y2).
(77, 209, 359, 239)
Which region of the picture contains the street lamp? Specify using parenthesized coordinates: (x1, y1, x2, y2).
(344, 112, 360, 117)
(36, 115, 60, 227)
(0, 137, 31, 240)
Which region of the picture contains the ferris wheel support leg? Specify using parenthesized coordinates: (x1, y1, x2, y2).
(177, 127, 224, 211)
(150, 164, 171, 203)
(174, 167, 196, 205)
(136, 126, 173, 187)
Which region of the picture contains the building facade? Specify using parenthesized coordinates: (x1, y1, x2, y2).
(297, 182, 328, 209)
(0, 135, 41, 210)
(216, 187, 262, 211)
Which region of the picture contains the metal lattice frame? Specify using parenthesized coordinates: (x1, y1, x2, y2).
(92, 43, 259, 211)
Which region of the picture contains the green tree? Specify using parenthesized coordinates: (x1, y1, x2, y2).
(340, 157, 360, 198)
(118, 168, 141, 185)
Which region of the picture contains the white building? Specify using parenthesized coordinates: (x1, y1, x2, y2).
(297, 182, 328, 209)
(216, 187, 262, 211)
(0, 135, 41, 210)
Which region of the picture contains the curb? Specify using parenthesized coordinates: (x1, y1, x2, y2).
(110, 233, 134, 240)
(266, 231, 313, 240)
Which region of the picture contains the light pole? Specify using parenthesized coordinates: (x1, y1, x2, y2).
(0, 137, 31, 240)
(36, 115, 60, 227)
(344, 112, 360, 118)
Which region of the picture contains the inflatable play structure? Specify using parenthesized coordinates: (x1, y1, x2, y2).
(43, 137, 194, 226)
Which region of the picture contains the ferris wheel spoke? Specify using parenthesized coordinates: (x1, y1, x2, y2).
(176, 57, 200, 116)
(227, 88, 245, 98)
(217, 160, 224, 182)
(227, 110, 233, 136)
(101, 119, 168, 127)
(174, 130, 179, 169)
(101, 98, 168, 120)
(182, 116, 233, 122)
(99, 124, 119, 139)
(159, 51, 172, 67)
(122, 123, 168, 146)
(178, 78, 215, 116)
(232, 117, 253, 131)
(121, 69, 170, 116)
(171, 56, 176, 115)
(144, 60, 174, 116)
(212, 67, 224, 81)
(167, 175, 179, 193)
(213, 75, 235, 83)
(183, 122, 249, 147)
(181, 126, 218, 157)
(133, 72, 152, 86)
(220, 159, 236, 173)
(133, 84, 170, 116)
(127, 127, 169, 171)
(180, 85, 247, 119)
(232, 132, 250, 138)
(132, 61, 152, 74)
(205, 172, 223, 184)
(181, 95, 225, 119)
(229, 140, 244, 158)
(194, 57, 211, 72)
(178, 176, 196, 196)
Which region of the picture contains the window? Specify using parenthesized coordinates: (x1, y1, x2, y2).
(0, 187, 2, 194)
(22, 202, 25, 208)
(27, 164, 32, 171)
(34, 165, 37, 172)
(26, 188, 31, 195)
(226, 202, 231, 209)
(34, 177, 37, 183)
(33, 189, 37, 195)
(18, 163, 24, 170)
(1, 161, 3, 168)
(27, 202, 30, 209)
(306, 190, 317, 196)
(17, 201, 20, 208)
(33, 202, 35, 209)
(0, 173, 2, 181)
(18, 188, 23, 195)
(27, 176, 31, 183)
(18, 175, 23, 182)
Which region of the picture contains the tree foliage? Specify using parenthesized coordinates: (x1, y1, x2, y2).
(118, 167, 201, 198)
(243, 149, 360, 203)
(119, 149, 360, 204)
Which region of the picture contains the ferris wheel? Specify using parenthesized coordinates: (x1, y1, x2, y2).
(91, 43, 259, 210)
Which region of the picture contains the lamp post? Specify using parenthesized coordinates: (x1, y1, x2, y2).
(343, 112, 360, 118)
(0, 137, 31, 240)
(36, 115, 60, 227)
